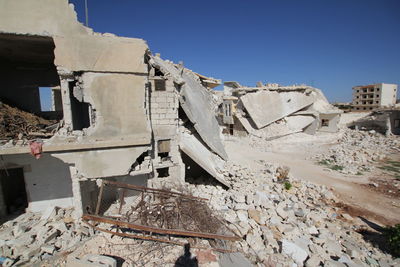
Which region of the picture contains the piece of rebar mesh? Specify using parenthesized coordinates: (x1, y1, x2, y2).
(97, 182, 232, 238)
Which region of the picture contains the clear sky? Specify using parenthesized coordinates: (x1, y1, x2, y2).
(68, 0, 400, 103)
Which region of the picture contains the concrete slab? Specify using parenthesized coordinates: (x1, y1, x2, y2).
(54, 35, 148, 73)
(179, 132, 229, 187)
(0, 0, 88, 37)
(236, 116, 261, 137)
(261, 115, 315, 140)
(240, 91, 315, 129)
(53, 146, 148, 178)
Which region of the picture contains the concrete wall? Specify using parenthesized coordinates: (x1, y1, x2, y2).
(380, 84, 397, 107)
(81, 73, 151, 143)
(1, 154, 73, 212)
(53, 146, 148, 178)
(389, 111, 400, 135)
(319, 113, 340, 133)
(0, 0, 88, 37)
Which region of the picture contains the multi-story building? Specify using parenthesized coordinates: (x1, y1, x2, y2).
(0, 0, 227, 218)
(352, 83, 397, 111)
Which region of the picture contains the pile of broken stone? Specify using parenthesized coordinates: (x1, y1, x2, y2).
(0, 207, 93, 266)
(314, 129, 400, 175)
(186, 161, 399, 266)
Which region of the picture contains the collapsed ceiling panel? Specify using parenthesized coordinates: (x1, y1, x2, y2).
(240, 90, 315, 129)
(179, 132, 229, 187)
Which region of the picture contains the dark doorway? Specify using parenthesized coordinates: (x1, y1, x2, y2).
(0, 168, 28, 215)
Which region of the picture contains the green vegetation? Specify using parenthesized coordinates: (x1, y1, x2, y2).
(383, 224, 400, 257)
(317, 159, 344, 172)
(283, 181, 292, 190)
(330, 165, 344, 171)
(318, 159, 332, 166)
(378, 160, 400, 180)
(356, 171, 363, 176)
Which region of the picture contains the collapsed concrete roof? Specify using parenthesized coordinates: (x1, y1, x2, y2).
(179, 132, 228, 187)
(193, 72, 222, 89)
(148, 55, 228, 160)
(240, 90, 315, 129)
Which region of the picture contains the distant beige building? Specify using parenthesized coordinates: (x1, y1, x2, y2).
(352, 83, 397, 111)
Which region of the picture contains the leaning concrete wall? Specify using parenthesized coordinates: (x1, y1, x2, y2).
(1, 154, 73, 212)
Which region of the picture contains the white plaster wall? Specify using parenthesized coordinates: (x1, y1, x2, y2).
(0, 0, 88, 37)
(380, 84, 397, 106)
(53, 146, 148, 178)
(2, 154, 73, 212)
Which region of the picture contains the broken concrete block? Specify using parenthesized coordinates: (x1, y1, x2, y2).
(12, 224, 28, 238)
(21, 245, 41, 260)
(41, 206, 57, 221)
(219, 252, 252, 267)
(42, 228, 60, 243)
(41, 244, 56, 255)
(281, 239, 308, 266)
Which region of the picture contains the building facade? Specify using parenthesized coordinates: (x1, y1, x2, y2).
(352, 83, 397, 111)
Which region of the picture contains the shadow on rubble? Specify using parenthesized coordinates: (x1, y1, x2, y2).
(356, 216, 396, 257)
(174, 243, 198, 267)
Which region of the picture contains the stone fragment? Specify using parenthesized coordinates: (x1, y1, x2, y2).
(21, 245, 41, 260)
(341, 213, 353, 221)
(12, 225, 28, 238)
(323, 240, 343, 256)
(236, 210, 248, 222)
(41, 206, 57, 221)
(305, 254, 322, 267)
(219, 252, 252, 267)
(276, 205, 288, 220)
(281, 239, 308, 266)
(41, 244, 56, 254)
(308, 226, 319, 235)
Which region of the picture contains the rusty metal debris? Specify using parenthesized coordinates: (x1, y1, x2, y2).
(83, 180, 240, 251)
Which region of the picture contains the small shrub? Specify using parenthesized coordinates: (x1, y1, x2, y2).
(378, 165, 399, 173)
(356, 171, 363, 176)
(387, 161, 400, 168)
(383, 224, 400, 257)
(330, 165, 344, 171)
(318, 159, 331, 166)
(284, 181, 292, 190)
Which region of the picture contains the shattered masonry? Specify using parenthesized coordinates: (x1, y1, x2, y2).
(218, 81, 342, 139)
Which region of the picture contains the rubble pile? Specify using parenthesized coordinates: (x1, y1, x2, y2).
(0, 102, 57, 141)
(0, 207, 93, 266)
(183, 161, 399, 266)
(314, 129, 400, 174)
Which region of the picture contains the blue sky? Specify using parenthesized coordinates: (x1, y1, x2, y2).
(68, 0, 400, 103)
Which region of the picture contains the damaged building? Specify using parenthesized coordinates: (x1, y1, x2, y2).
(348, 109, 400, 135)
(0, 0, 228, 219)
(218, 82, 342, 139)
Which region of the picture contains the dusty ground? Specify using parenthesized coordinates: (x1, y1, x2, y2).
(224, 118, 400, 226)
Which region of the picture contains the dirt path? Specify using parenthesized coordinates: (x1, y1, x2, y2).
(224, 135, 400, 225)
